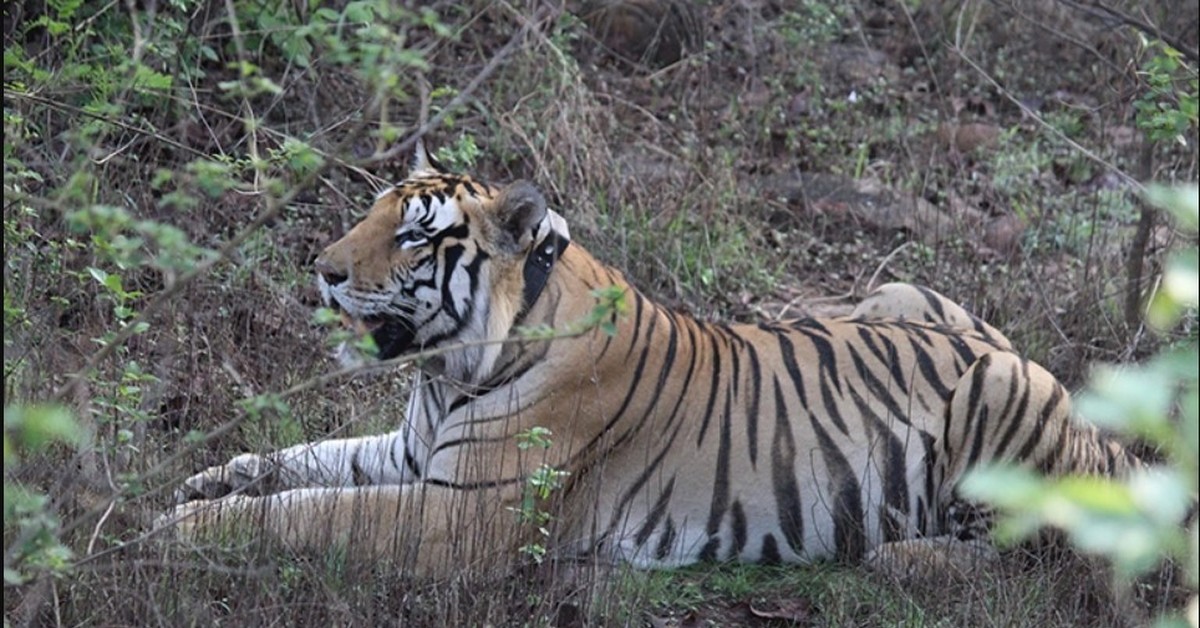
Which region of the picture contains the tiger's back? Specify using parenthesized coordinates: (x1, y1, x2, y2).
(530, 266, 1015, 566)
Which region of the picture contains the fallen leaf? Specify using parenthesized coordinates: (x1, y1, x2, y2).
(748, 597, 813, 624)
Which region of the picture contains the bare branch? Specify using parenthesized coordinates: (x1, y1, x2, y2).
(1055, 0, 1199, 63)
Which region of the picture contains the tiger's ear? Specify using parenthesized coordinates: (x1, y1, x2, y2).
(492, 181, 547, 254)
(411, 139, 444, 175)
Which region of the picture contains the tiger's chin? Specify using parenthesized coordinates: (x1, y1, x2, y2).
(332, 312, 417, 367)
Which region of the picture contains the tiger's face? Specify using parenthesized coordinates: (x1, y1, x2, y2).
(314, 150, 553, 378)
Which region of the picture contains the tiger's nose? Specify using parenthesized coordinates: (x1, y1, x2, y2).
(315, 257, 349, 286)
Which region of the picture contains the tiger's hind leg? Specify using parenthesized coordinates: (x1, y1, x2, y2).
(869, 350, 1145, 579)
(935, 351, 1143, 494)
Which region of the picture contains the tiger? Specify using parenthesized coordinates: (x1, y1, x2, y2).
(163, 144, 1144, 578)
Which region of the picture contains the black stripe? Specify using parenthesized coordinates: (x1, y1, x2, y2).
(744, 340, 763, 468)
(351, 450, 369, 486)
(705, 388, 733, 536)
(992, 359, 1033, 457)
(424, 476, 524, 490)
(947, 335, 979, 370)
(818, 377, 850, 436)
(906, 323, 935, 347)
(695, 330, 724, 446)
(606, 419, 685, 536)
(634, 477, 677, 548)
(430, 433, 510, 455)
(879, 504, 904, 543)
(403, 445, 422, 478)
(847, 344, 912, 427)
(655, 517, 677, 560)
(845, 385, 910, 532)
(622, 290, 647, 360)
(729, 500, 748, 559)
(698, 536, 720, 562)
(1019, 384, 1067, 468)
(776, 334, 811, 407)
(809, 414, 866, 562)
(770, 377, 805, 554)
(964, 404, 990, 468)
(947, 353, 994, 461)
(857, 327, 907, 391)
(915, 285, 947, 319)
(577, 301, 660, 455)
(658, 312, 701, 438)
(920, 432, 937, 536)
(909, 337, 951, 399)
(388, 439, 403, 475)
(902, 336, 950, 401)
(795, 325, 842, 396)
(1035, 406, 1070, 474)
(759, 533, 781, 565)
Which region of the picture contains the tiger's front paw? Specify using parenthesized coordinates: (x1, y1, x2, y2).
(155, 495, 257, 542)
(175, 453, 274, 504)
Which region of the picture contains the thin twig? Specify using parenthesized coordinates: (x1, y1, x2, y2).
(361, 4, 556, 166)
(3, 90, 211, 160)
(950, 45, 1146, 194)
(1056, 0, 1199, 63)
(866, 242, 913, 293)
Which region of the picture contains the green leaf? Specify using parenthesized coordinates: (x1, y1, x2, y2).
(1145, 184, 1198, 233)
(1075, 382, 1167, 443)
(959, 465, 1045, 508)
(343, 1, 376, 23)
(4, 404, 82, 451)
(312, 307, 341, 326)
(4, 567, 26, 586)
(86, 266, 109, 286)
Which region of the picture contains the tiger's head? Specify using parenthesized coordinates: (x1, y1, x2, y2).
(314, 144, 569, 382)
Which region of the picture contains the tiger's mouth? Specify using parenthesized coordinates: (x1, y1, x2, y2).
(327, 300, 416, 362)
(340, 311, 385, 335)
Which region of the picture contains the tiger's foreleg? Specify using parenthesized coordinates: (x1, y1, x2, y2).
(176, 431, 415, 502)
(163, 482, 526, 578)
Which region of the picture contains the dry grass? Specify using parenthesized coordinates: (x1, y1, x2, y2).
(4, 0, 1197, 626)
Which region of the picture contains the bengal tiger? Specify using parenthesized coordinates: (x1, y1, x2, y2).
(163, 144, 1143, 577)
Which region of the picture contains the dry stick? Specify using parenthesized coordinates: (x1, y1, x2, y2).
(950, 46, 1145, 194)
(3, 91, 212, 161)
(1125, 142, 1156, 331)
(865, 241, 914, 294)
(1056, 0, 1199, 64)
(1001, 0, 1128, 78)
(360, 5, 554, 168)
(79, 559, 274, 577)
